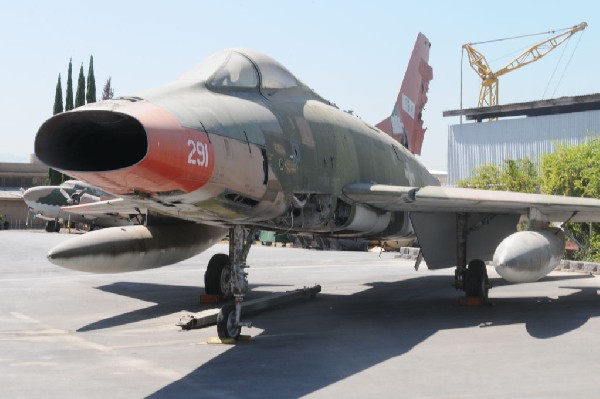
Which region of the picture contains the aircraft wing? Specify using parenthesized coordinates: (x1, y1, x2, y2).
(61, 198, 146, 215)
(31, 214, 58, 222)
(343, 183, 600, 223)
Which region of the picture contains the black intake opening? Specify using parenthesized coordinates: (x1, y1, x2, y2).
(35, 110, 148, 172)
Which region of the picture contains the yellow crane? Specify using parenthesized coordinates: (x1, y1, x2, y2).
(463, 22, 587, 109)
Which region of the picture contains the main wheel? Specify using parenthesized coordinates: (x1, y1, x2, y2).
(216, 304, 241, 340)
(45, 220, 61, 233)
(204, 254, 232, 297)
(45, 221, 55, 232)
(465, 259, 489, 300)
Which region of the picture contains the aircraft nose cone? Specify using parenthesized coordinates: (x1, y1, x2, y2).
(23, 186, 69, 208)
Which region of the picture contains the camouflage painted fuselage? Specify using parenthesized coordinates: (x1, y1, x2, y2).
(36, 49, 437, 241)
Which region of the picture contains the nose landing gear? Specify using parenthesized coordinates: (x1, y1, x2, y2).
(214, 225, 256, 340)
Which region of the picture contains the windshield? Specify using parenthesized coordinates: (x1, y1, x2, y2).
(209, 52, 259, 89)
(178, 49, 299, 91)
(178, 51, 259, 89)
(61, 180, 109, 197)
(178, 51, 230, 82)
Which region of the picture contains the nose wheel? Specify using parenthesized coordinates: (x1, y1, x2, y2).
(217, 304, 241, 340)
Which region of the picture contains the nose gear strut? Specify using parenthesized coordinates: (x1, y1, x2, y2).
(217, 225, 256, 339)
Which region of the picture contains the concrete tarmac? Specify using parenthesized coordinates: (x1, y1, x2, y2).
(1, 230, 600, 398)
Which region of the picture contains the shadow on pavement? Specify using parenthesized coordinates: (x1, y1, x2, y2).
(75, 274, 600, 399)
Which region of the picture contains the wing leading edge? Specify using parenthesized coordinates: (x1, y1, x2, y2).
(61, 198, 145, 215)
(343, 183, 600, 223)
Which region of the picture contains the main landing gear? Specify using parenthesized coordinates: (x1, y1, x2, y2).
(204, 225, 256, 340)
(454, 213, 491, 304)
(455, 259, 491, 303)
(45, 219, 61, 232)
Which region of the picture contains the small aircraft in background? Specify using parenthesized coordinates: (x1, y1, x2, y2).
(22, 180, 139, 232)
(34, 33, 600, 339)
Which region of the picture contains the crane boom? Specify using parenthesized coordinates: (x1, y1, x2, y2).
(463, 22, 587, 109)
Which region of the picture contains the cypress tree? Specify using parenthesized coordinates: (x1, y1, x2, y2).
(53, 74, 63, 115)
(75, 63, 85, 107)
(65, 58, 74, 111)
(86, 55, 96, 103)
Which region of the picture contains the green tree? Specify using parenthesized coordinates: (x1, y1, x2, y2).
(101, 77, 114, 100)
(53, 74, 63, 115)
(541, 136, 600, 261)
(457, 157, 540, 193)
(500, 158, 540, 193)
(541, 136, 600, 198)
(457, 164, 502, 190)
(65, 58, 74, 111)
(48, 169, 65, 185)
(75, 63, 85, 107)
(86, 55, 96, 103)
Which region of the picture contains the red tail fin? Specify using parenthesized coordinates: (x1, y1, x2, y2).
(376, 33, 432, 155)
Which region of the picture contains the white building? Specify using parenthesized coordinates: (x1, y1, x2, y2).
(444, 94, 600, 186)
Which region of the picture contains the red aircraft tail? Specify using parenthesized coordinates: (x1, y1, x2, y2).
(376, 33, 432, 155)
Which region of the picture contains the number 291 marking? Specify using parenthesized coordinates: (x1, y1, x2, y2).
(187, 140, 209, 167)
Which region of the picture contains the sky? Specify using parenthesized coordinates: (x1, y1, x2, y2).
(1, 1, 597, 171)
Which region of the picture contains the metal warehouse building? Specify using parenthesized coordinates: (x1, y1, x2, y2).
(444, 94, 600, 186)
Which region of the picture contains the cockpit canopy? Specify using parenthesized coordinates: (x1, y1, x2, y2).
(61, 180, 110, 197)
(179, 49, 299, 90)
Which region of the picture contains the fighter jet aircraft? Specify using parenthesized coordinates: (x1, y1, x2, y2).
(22, 180, 136, 231)
(34, 33, 600, 339)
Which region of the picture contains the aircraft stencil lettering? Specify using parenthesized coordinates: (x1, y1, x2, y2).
(402, 94, 416, 119)
(34, 33, 600, 339)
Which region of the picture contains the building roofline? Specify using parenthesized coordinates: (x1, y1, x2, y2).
(443, 93, 600, 121)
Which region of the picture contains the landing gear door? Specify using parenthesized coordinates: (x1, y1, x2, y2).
(410, 212, 518, 269)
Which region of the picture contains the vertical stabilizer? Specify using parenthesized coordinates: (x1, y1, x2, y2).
(376, 33, 432, 155)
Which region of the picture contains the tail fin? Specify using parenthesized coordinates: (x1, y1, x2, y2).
(376, 32, 432, 155)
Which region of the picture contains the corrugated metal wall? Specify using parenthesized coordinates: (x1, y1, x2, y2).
(448, 110, 600, 185)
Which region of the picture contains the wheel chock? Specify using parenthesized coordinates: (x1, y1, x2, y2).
(459, 296, 486, 307)
(207, 335, 252, 345)
(200, 294, 225, 304)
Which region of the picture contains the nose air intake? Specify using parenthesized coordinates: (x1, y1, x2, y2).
(35, 110, 148, 172)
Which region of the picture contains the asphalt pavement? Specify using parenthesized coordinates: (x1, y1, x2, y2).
(1, 230, 600, 398)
